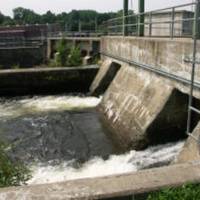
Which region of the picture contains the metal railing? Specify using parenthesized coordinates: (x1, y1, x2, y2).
(186, 0, 200, 143)
(101, 0, 200, 144)
(47, 31, 103, 38)
(101, 2, 198, 38)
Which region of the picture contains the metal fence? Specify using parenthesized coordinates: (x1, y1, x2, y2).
(100, 2, 199, 38)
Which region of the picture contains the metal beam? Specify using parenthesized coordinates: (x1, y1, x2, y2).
(138, 0, 145, 36)
(123, 0, 129, 36)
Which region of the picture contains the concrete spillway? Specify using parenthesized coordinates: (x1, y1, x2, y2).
(1, 36, 200, 199)
(0, 94, 183, 186)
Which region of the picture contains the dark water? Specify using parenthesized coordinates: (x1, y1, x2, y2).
(0, 95, 115, 164)
(0, 95, 184, 186)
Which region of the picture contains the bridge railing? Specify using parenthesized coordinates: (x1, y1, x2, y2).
(102, 2, 198, 38)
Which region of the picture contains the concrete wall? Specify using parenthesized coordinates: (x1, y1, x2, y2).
(90, 60, 121, 96)
(176, 121, 200, 163)
(97, 63, 197, 150)
(91, 36, 200, 151)
(0, 66, 98, 96)
(0, 46, 46, 68)
(101, 36, 200, 95)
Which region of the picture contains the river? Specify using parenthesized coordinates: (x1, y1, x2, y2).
(0, 94, 184, 185)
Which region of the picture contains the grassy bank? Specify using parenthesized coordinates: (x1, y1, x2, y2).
(146, 184, 200, 200)
(0, 142, 31, 187)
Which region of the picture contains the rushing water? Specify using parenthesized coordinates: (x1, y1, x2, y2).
(28, 141, 184, 185)
(0, 95, 184, 185)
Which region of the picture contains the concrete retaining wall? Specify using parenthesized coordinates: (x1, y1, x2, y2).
(176, 121, 200, 163)
(0, 65, 98, 96)
(0, 46, 46, 68)
(91, 37, 200, 150)
(101, 37, 200, 83)
(97, 63, 195, 150)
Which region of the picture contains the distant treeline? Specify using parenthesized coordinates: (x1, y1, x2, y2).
(0, 7, 123, 31)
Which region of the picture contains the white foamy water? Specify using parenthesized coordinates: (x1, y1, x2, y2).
(0, 95, 185, 186)
(0, 95, 101, 119)
(28, 141, 184, 185)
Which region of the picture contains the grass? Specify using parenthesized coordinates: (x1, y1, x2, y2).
(147, 184, 200, 200)
(0, 142, 31, 187)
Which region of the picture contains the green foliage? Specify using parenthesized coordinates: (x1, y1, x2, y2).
(0, 142, 31, 187)
(56, 39, 70, 66)
(67, 46, 82, 66)
(0, 7, 119, 30)
(13, 7, 41, 24)
(55, 39, 82, 67)
(0, 12, 14, 25)
(147, 184, 200, 200)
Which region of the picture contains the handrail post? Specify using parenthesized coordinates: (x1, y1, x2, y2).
(194, 0, 200, 39)
(170, 7, 175, 39)
(186, 0, 200, 135)
(95, 17, 98, 33)
(123, 0, 129, 36)
(138, 0, 145, 36)
(149, 12, 152, 37)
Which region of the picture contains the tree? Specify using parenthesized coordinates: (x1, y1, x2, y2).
(0, 12, 14, 25)
(67, 46, 82, 66)
(41, 11, 56, 24)
(0, 8, 121, 31)
(13, 7, 40, 24)
(56, 39, 70, 66)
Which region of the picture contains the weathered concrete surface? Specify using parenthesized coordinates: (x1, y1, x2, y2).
(0, 46, 46, 68)
(0, 65, 99, 96)
(176, 122, 200, 163)
(101, 37, 200, 83)
(0, 162, 200, 200)
(97, 62, 198, 150)
(94, 37, 200, 150)
(90, 60, 121, 96)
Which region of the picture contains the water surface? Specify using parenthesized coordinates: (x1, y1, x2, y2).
(0, 95, 184, 185)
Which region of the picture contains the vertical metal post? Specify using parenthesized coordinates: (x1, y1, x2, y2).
(149, 12, 152, 37)
(95, 17, 98, 33)
(78, 20, 82, 32)
(65, 23, 68, 32)
(186, 0, 199, 135)
(195, 0, 200, 39)
(123, 0, 129, 36)
(171, 7, 175, 39)
(138, 0, 145, 36)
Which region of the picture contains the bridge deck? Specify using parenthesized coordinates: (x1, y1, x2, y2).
(0, 162, 200, 199)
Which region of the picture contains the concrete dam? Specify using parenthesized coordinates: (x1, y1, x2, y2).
(1, 2, 200, 200)
(0, 35, 200, 199)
